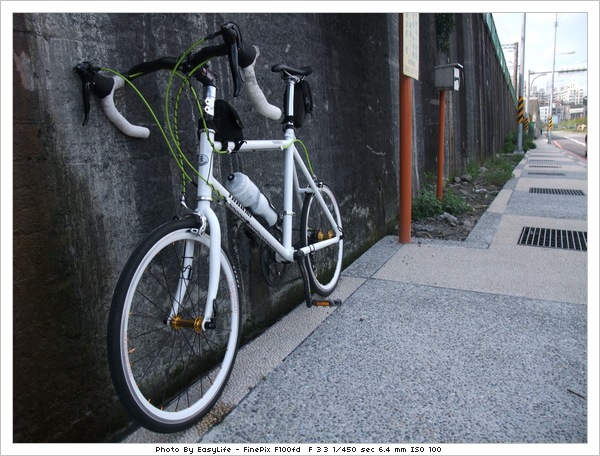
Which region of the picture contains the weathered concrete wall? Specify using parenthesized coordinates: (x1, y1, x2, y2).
(13, 13, 399, 442)
(412, 13, 517, 189)
(12, 13, 515, 442)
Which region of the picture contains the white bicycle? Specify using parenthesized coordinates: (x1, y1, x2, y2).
(74, 22, 343, 433)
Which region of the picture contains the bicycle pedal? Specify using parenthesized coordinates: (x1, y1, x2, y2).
(311, 299, 342, 307)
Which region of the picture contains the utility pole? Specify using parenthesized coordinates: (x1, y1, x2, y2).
(548, 14, 558, 144)
(501, 43, 518, 89)
(516, 14, 526, 152)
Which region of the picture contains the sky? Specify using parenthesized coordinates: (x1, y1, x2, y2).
(492, 12, 590, 96)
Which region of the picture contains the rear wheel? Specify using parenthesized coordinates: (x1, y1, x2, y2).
(300, 183, 344, 296)
(107, 218, 240, 433)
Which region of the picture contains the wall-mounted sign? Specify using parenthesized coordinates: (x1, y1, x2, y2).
(403, 13, 419, 80)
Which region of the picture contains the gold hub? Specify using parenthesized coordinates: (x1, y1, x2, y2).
(316, 229, 335, 241)
(170, 315, 203, 333)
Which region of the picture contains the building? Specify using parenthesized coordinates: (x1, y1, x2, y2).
(558, 83, 585, 105)
(567, 106, 586, 120)
(530, 86, 548, 106)
(538, 103, 568, 125)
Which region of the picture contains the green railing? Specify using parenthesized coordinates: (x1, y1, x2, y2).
(482, 13, 518, 106)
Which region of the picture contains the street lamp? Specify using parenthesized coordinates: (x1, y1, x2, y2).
(546, 15, 575, 143)
(526, 71, 547, 135)
(528, 56, 575, 131)
(528, 71, 546, 102)
(547, 14, 559, 143)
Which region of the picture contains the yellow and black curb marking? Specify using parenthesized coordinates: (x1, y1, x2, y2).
(517, 96, 524, 124)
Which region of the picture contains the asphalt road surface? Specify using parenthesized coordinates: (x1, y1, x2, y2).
(547, 130, 587, 158)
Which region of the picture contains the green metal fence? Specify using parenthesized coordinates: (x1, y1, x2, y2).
(482, 13, 518, 106)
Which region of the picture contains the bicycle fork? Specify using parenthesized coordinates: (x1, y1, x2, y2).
(167, 209, 221, 332)
(170, 82, 222, 332)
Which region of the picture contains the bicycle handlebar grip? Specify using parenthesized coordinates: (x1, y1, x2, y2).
(100, 76, 150, 139)
(241, 46, 282, 121)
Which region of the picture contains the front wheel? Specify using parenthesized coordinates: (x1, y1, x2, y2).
(300, 183, 344, 296)
(107, 218, 240, 433)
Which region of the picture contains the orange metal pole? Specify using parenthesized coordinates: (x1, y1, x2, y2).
(399, 74, 413, 243)
(399, 15, 413, 244)
(436, 90, 446, 201)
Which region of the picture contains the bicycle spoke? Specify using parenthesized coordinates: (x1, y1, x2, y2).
(108, 221, 240, 432)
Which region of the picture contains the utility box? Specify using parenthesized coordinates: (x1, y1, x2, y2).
(434, 63, 463, 91)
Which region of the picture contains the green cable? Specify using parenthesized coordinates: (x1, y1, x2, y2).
(162, 37, 208, 192)
(290, 139, 315, 176)
(172, 79, 188, 191)
(102, 36, 312, 203)
(100, 38, 219, 199)
(100, 67, 194, 184)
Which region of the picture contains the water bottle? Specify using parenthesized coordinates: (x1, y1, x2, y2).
(226, 172, 278, 227)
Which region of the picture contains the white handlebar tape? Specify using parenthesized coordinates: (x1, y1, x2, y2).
(241, 46, 282, 121)
(100, 76, 150, 139)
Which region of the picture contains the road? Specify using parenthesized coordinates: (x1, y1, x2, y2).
(547, 130, 588, 158)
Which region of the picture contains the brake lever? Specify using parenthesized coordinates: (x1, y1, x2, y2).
(73, 61, 115, 126)
(73, 62, 95, 126)
(228, 41, 243, 97)
(221, 23, 244, 97)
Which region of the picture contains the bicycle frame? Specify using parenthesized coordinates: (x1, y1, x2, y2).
(173, 83, 342, 330)
(100, 26, 345, 432)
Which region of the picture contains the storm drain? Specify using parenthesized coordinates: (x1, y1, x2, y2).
(527, 172, 565, 176)
(528, 165, 561, 168)
(529, 188, 585, 196)
(518, 226, 587, 251)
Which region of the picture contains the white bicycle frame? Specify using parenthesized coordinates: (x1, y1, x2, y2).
(172, 82, 342, 330)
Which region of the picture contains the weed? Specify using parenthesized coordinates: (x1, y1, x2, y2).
(502, 130, 537, 153)
(442, 187, 470, 215)
(412, 183, 470, 221)
(465, 161, 481, 178)
(483, 154, 522, 187)
(412, 152, 522, 222)
(413, 187, 442, 220)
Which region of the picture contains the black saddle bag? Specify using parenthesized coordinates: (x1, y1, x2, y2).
(284, 80, 313, 128)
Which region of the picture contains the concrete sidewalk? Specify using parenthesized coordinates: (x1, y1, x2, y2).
(125, 138, 588, 444)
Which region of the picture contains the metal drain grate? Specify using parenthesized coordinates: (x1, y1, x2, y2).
(527, 172, 565, 176)
(529, 188, 585, 196)
(528, 165, 561, 168)
(518, 227, 587, 251)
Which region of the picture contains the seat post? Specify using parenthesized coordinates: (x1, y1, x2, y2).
(283, 75, 298, 131)
(284, 77, 295, 118)
(271, 64, 312, 131)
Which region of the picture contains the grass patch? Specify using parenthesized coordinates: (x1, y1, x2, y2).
(412, 153, 522, 222)
(442, 187, 470, 215)
(501, 130, 537, 154)
(413, 186, 443, 219)
(482, 154, 522, 187)
(412, 183, 470, 220)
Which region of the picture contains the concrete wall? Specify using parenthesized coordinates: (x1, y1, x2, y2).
(12, 13, 516, 442)
(412, 13, 517, 188)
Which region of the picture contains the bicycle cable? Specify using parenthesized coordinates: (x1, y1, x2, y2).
(100, 37, 216, 198)
(101, 36, 316, 203)
(100, 66, 195, 188)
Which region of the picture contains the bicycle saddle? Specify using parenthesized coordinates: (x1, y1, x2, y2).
(271, 64, 313, 76)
